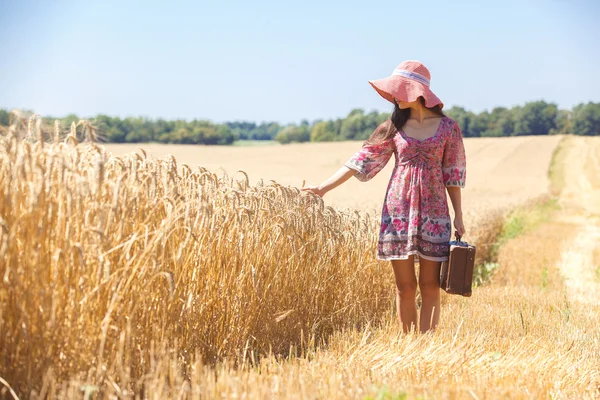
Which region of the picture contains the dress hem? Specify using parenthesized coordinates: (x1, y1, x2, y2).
(377, 251, 448, 262)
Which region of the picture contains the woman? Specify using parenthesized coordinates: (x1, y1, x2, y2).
(302, 60, 466, 333)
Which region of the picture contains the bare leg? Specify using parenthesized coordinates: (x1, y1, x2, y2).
(391, 256, 418, 333)
(418, 257, 442, 333)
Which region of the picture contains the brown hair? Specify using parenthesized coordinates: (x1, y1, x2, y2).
(366, 97, 445, 145)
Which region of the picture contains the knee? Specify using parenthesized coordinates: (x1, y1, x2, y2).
(396, 282, 417, 299)
(419, 280, 440, 299)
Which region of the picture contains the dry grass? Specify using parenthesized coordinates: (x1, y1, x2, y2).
(0, 117, 396, 397)
(594, 246, 600, 282)
(3, 117, 597, 399)
(68, 196, 595, 400)
(12, 214, 598, 399)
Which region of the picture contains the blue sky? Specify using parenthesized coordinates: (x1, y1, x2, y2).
(0, 0, 598, 124)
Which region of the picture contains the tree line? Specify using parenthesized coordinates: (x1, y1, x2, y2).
(0, 101, 598, 145)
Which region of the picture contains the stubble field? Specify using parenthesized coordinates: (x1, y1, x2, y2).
(106, 135, 563, 230)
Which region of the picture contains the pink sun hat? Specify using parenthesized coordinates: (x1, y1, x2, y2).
(368, 60, 444, 109)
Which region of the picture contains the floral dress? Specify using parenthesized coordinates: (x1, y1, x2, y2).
(344, 117, 466, 262)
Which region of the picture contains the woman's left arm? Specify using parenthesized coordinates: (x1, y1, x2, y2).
(446, 186, 465, 236)
(443, 120, 467, 237)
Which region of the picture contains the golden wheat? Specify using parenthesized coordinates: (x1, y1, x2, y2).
(2, 116, 595, 399)
(0, 116, 395, 396)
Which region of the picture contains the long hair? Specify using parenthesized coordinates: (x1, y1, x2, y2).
(366, 96, 445, 144)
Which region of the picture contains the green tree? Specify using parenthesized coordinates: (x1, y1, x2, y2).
(513, 101, 558, 135)
(549, 109, 571, 135)
(311, 121, 338, 142)
(168, 128, 192, 143)
(362, 110, 388, 138)
(340, 112, 366, 140)
(0, 109, 10, 126)
(60, 113, 80, 131)
(215, 124, 235, 144)
(123, 116, 153, 142)
(94, 114, 127, 142)
(482, 107, 514, 137)
(13, 99, 600, 144)
(274, 125, 309, 144)
(347, 108, 365, 117)
(265, 122, 282, 140)
(199, 127, 220, 144)
(468, 111, 488, 137)
(571, 102, 600, 136)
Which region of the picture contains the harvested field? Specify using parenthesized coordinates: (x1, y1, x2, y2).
(105, 136, 563, 217)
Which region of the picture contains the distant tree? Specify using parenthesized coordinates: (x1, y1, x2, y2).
(274, 125, 310, 144)
(199, 128, 220, 145)
(0, 109, 10, 126)
(7, 99, 600, 144)
(274, 129, 290, 144)
(333, 118, 343, 135)
(340, 113, 366, 140)
(157, 132, 172, 143)
(468, 111, 488, 137)
(226, 121, 282, 141)
(60, 113, 80, 130)
(227, 121, 255, 140)
(513, 101, 558, 135)
(549, 109, 572, 135)
(482, 107, 514, 137)
(215, 124, 235, 144)
(92, 115, 121, 142)
(169, 128, 192, 144)
(571, 102, 600, 136)
(347, 108, 365, 117)
(362, 110, 388, 138)
(311, 121, 338, 142)
(265, 122, 282, 140)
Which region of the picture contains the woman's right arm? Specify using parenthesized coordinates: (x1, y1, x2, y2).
(302, 121, 395, 198)
(302, 166, 357, 197)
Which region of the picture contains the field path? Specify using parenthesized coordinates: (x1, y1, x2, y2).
(556, 136, 600, 305)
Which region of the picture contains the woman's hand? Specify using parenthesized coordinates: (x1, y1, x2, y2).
(454, 214, 466, 237)
(302, 185, 327, 198)
(301, 167, 358, 199)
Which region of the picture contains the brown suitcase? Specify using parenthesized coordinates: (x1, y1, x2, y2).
(440, 232, 476, 297)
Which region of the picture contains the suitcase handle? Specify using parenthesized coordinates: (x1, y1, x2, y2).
(454, 231, 468, 246)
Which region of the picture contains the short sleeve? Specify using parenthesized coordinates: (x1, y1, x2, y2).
(344, 137, 395, 182)
(442, 121, 467, 187)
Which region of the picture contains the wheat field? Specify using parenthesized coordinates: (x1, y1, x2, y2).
(1, 118, 599, 399)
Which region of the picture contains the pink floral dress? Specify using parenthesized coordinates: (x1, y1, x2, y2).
(344, 117, 466, 262)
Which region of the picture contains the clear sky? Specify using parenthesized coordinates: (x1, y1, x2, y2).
(0, 0, 598, 125)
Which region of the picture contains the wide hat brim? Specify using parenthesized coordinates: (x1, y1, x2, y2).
(369, 76, 444, 109)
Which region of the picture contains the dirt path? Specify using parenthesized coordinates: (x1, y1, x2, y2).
(558, 223, 600, 304)
(556, 136, 600, 304)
